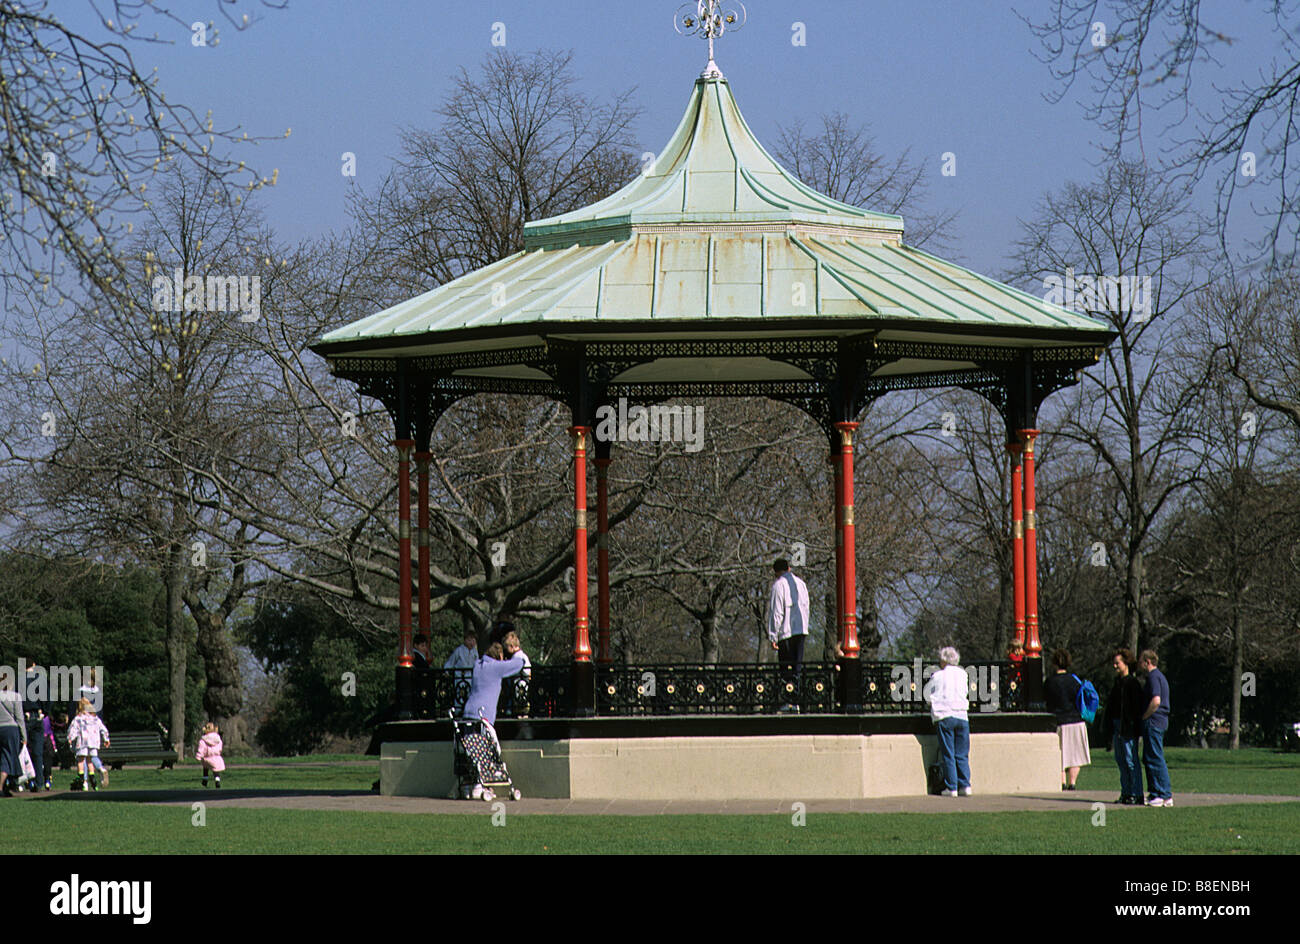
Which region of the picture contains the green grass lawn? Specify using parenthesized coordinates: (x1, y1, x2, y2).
(5, 747, 1295, 854)
(51, 758, 380, 793)
(6, 802, 1298, 854)
(1075, 747, 1300, 796)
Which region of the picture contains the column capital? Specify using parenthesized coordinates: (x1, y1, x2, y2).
(568, 425, 591, 450)
(833, 420, 860, 449)
(414, 450, 432, 464)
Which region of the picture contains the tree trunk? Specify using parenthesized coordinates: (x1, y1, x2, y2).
(193, 610, 246, 751)
(858, 583, 882, 659)
(700, 610, 720, 664)
(163, 549, 187, 757)
(994, 550, 1012, 660)
(1230, 602, 1243, 751)
(1125, 546, 1144, 655)
(823, 582, 838, 661)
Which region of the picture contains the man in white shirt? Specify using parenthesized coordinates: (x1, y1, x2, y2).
(924, 646, 972, 797)
(767, 559, 810, 713)
(443, 631, 478, 670)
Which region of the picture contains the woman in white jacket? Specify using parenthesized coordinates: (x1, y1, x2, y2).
(925, 647, 972, 797)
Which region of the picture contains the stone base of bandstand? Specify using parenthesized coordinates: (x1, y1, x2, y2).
(376, 715, 1061, 800)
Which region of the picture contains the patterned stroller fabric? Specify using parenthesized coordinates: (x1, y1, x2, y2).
(459, 726, 509, 785)
(453, 717, 515, 795)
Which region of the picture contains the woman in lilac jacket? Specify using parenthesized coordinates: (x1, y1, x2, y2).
(461, 643, 526, 726)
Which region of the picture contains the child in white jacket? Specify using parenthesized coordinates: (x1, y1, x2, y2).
(67, 699, 110, 791)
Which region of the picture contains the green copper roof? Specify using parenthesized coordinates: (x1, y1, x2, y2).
(316, 74, 1111, 361)
(521, 75, 904, 248)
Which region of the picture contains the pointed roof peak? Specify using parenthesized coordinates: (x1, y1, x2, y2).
(676, 1, 747, 80)
(524, 75, 905, 249)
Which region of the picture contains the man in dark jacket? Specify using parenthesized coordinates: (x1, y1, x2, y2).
(1104, 649, 1145, 805)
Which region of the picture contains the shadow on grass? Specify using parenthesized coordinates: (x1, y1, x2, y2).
(30, 788, 374, 804)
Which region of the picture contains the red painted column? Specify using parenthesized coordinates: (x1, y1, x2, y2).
(830, 451, 843, 650)
(415, 451, 431, 635)
(1007, 441, 1026, 654)
(1020, 429, 1041, 659)
(570, 426, 593, 664)
(396, 439, 415, 669)
(835, 422, 860, 658)
(595, 456, 612, 663)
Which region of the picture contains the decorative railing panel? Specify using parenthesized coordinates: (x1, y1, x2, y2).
(412, 661, 1025, 719)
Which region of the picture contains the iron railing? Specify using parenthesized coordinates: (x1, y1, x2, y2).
(411, 661, 1025, 719)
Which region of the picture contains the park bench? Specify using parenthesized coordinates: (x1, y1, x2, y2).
(98, 730, 179, 770)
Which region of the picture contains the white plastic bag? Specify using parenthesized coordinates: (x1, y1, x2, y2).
(18, 744, 36, 782)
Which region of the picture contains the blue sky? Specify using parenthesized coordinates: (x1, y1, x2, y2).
(53, 0, 1274, 279)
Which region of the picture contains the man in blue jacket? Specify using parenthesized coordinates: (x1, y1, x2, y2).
(1139, 649, 1173, 807)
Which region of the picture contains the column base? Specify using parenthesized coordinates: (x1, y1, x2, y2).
(396, 665, 415, 721)
(836, 657, 863, 713)
(1023, 656, 1045, 710)
(571, 661, 595, 717)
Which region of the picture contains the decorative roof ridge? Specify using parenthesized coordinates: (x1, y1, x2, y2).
(523, 74, 905, 240)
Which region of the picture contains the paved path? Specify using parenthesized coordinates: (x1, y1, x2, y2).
(34, 789, 1300, 816)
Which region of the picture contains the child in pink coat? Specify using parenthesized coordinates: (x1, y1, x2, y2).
(195, 722, 225, 788)
(67, 699, 110, 791)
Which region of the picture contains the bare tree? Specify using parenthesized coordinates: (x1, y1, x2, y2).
(1023, 1, 1300, 265)
(774, 111, 957, 250)
(1156, 277, 1300, 747)
(0, 1, 280, 310)
(349, 48, 641, 300)
(1195, 272, 1300, 436)
(0, 165, 280, 752)
(1010, 159, 1209, 654)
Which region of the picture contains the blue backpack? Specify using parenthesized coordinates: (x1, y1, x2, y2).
(1072, 675, 1099, 723)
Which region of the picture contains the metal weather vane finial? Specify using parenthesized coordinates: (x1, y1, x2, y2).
(674, 1, 748, 78)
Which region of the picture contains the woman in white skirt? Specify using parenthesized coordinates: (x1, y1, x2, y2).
(1044, 649, 1092, 790)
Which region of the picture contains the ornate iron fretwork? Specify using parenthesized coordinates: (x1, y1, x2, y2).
(584, 337, 840, 361)
(871, 339, 1019, 364)
(330, 335, 1099, 442)
(427, 374, 562, 399)
(410, 344, 551, 374)
(606, 379, 824, 399)
(863, 367, 1002, 399)
(771, 393, 833, 436)
(1032, 365, 1083, 412)
(859, 661, 1022, 714)
(1034, 345, 1104, 365)
(411, 662, 1024, 718)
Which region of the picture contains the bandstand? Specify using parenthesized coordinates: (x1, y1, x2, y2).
(311, 3, 1115, 799)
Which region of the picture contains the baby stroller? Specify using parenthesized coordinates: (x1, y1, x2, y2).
(451, 712, 521, 802)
